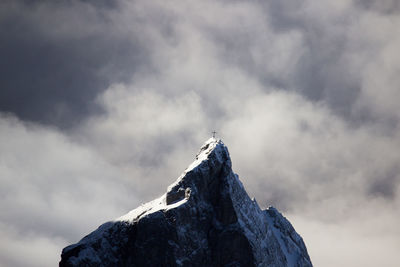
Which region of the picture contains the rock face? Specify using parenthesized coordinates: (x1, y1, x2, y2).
(60, 138, 312, 267)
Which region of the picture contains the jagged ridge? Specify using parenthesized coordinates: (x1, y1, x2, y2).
(60, 138, 312, 267)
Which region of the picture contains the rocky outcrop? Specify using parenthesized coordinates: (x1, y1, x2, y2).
(60, 138, 312, 267)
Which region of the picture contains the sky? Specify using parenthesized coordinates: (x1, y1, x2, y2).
(0, 0, 399, 266)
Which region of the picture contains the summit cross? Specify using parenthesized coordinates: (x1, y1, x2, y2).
(212, 131, 217, 138)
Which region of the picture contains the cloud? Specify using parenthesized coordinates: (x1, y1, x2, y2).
(221, 91, 400, 209)
(292, 207, 400, 267)
(0, 114, 139, 266)
(1, 0, 400, 266)
(0, 222, 64, 267)
(0, 0, 150, 127)
(76, 85, 210, 198)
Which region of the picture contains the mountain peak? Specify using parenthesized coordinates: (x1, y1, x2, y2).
(196, 137, 224, 156)
(166, 137, 231, 206)
(60, 139, 312, 267)
(187, 137, 230, 172)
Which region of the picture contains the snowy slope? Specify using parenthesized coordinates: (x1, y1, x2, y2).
(60, 138, 312, 267)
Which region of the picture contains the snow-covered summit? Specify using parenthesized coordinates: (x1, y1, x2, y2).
(185, 137, 229, 172)
(60, 138, 312, 267)
(117, 138, 229, 223)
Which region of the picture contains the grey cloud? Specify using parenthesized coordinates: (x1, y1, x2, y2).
(252, 1, 365, 120)
(192, 0, 400, 128)
(2, 0, 399, 129)
(355, 0, 400, 14)
(0, 222, 64, 267)
(0, 0, 149, 127)
(0, 114, 139, 266)
(368, 167, 400, 199)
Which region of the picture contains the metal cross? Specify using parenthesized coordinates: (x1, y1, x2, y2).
(212, 131, 217, 138)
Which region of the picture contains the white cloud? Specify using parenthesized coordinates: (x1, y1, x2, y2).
(0, 114, 138, 266)
(0, 222, 65, 267)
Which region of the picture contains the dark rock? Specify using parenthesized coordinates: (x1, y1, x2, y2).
(60, 138, 312, 267)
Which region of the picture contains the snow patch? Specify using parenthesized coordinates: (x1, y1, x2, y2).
(116, 194, 187, 222)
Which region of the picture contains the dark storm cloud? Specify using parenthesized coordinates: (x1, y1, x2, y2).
(0, 0, 148, 127)
(1, 0, 397, 130)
